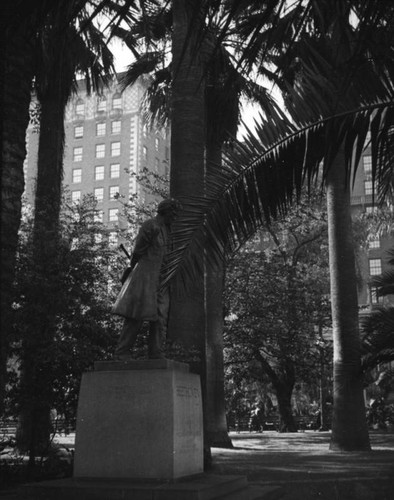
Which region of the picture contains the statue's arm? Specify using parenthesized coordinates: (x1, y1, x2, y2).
(130, 219, 156, 268)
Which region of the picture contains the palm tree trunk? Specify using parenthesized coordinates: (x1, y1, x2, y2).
(326, 148, 370, 451)
(169, 0, 212, 465)
(205, 145, 232, 447)
(1, 27, 35, 414)
(169, 0, 206, 349)
(17, 95, 65, 456)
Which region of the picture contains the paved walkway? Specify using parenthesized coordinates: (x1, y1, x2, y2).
(210, 430, 394, 499)
(1, 431, 393, 499)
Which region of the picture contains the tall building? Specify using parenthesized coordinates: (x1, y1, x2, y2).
(351, 141, 394, 311)
(24, 75, 170, 241)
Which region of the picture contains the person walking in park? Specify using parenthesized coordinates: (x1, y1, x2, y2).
(112, 198, 181, 359)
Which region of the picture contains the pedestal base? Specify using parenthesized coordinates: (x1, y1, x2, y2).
(74, 359, 203, 481)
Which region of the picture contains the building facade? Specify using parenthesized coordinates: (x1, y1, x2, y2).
(24, 75, 170, 240)
(351, 140, 394, 311)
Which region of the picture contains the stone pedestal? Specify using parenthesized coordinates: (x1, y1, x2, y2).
(74, 359, 203, 481)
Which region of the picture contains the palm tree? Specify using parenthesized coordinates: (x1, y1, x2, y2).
(114, 0, 287, 448)
(162, 91, 394, 450)
(0, 0, 144, 416)
(16, 7, 116, 456)
(1, 0, 79, 417)
(218, 0, 394, 451)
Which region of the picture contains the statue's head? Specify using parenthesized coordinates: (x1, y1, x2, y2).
(157, 198, 182, 220)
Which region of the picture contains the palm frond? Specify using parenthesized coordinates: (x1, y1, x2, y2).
(361, 306, 394, 371)
(119, 51, 162, 90)
(162, 99, 394, 290)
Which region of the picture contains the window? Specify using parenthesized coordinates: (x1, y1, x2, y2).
(111, 120, 121, 134)
(155, 158, 160, 172)
(94, 210, 103, 223)
(109, 186, 119, 200)
(370, 287, 383, 304)
(72, 169, 82, 183)
(73, 147, 83, 162)
(363, 155, 372, 178)
(112, 93, 122, 109)
(95, 144, 105, 158)
(155, 137, 159, 151)
(96, 122, 106, 136)
(110, 163, 120, 178)
(75, 99, 84, 115)
(364, 180, 374, 195)
(369, 258, 382, 276)
(94, 166, 104, 180)
(366, 206, 378, 214)
(143, 123, 148, 137)
(97, 98, 107, 112)
(109, 232, 118, 245)
(94, 187, 104, 202)
(111, 141, 120, 157)
(74, 125, 83, 138)
(109, 208, 119, 222)
(369, 238, 380, 249)
(71, 190, 81, 203)
(142, 146, 148, 161)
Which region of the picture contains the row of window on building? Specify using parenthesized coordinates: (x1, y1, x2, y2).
(72, 164, 121, 183)
(73, 142, 121, 162)
(75, 94, 122, 115)
(74, 120, 122, 139)
(73, 143, 163, 163)
(71, 185, 119, 203)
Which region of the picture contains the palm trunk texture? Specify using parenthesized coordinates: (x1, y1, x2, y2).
(205, 144, 232, 447)
(1, 27, 35, 415)
(17, 95, 65, 454)
(327, 149, 370, 451)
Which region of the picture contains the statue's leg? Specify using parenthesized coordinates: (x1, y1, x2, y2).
(148, 321, 163, 359)
(148, 288, 170, 359)
(115, 317, 142, 358)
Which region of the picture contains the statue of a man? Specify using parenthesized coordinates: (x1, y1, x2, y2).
(112, 198, 181, 359)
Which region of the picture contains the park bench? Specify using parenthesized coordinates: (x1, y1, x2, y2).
(295, 416, 318, 431)
(0, 418, 75, 438)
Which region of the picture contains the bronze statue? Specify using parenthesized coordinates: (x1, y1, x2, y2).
(112, 198, 181, 359)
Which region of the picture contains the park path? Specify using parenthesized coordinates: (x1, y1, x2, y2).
(210, 430, 394, 499)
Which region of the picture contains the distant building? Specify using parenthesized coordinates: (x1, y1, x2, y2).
(24, 75, 170, 242)
(350, 139, 394, 311)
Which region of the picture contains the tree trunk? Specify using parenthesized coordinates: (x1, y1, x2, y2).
(169, 0, 206, 349)
(1, 26, 35, 415)
(205, 144, 232, 447)
(275, 382, 298, 433)
(17, 95, 65, 455)
(169, 0, 211, 465)
(326, 148, 370, 451)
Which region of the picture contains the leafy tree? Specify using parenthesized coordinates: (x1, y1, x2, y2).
(8, 195, 120, 454)
(223, 193, 332, 431)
